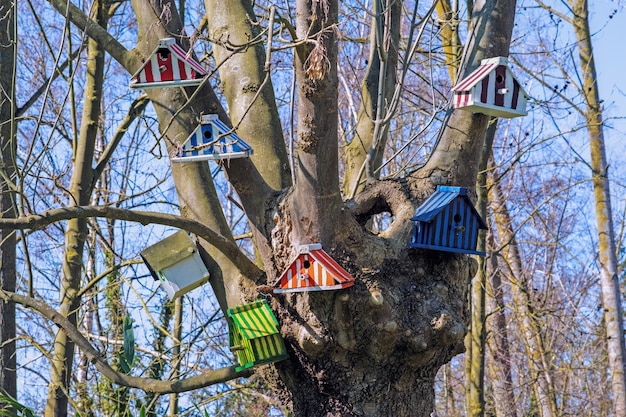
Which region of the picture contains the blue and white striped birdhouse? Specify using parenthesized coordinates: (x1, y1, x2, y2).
(171, 114, 253, 162)
(409, 186, 488, 256)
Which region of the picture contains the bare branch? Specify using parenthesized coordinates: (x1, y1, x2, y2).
(46, 0, 137, 71)
(0, 290, 248, 394)
(0, 206, 261, 279)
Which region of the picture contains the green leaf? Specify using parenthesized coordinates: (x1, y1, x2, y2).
(117, 352, 131, 374)
(0, 391, 35, 417)
(122, 314, 135, 369)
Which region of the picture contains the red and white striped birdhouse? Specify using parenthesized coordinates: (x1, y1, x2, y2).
(274, 244, 354, 293)
(452, 57, 528, 118)
(130, 38, 207, 89)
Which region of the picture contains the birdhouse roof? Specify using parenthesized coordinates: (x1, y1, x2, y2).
(140, 230, 198, 275)
(171, 114, 253, 162)
(412, 186, 487, 229)
(452, 57, 528, 97)
(274, 244, 354, 293)
(130, 38, 207, 89)
(227, 300, 280, 341)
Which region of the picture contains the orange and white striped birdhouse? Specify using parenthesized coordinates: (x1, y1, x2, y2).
(130, 38, 207, 89)
(274, 244, 354, 293)
(452, 57, 528, 118)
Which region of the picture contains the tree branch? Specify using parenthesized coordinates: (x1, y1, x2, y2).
(46, 0, 138, 71)
(0, 206, 262, 279)
(0, 290, 248, 394)
(93, 95, 151, 184)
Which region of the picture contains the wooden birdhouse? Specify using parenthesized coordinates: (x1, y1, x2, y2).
(140, 230, 211, 300)
(274, 244, 354, 293)
(227, 299, 288, 372)
(452, 57, 528, 118)
(129, 38, 207, 89)
(408, 186, 488, 256)
(170, 114, 253, 162)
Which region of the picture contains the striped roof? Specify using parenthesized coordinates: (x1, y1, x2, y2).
(171, 114, 253, 162)
(227, 300, 280, 341)
(412, 186, 487, 229)
(274, 244, 354, 293)
(453, 57, 520, 93)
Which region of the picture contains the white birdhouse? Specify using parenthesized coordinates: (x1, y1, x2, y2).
(140, 231, 210, 300)
(452, 57, 528, 118)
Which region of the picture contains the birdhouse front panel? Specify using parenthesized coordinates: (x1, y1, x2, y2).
(274, 244, 354, 293)
(409, 186, 487, 256)
(227, 300, 288, 372)
(130, 38, 207, 89)
(171, 115, 253, 162)
(158, 252, 210, 299)
(140, 231, 211, 299)
(452, 57, 528, 118)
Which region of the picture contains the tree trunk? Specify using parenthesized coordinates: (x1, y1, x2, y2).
(168, 298, 183, 416)
(570, 1, 626, 415)
(45, 2, 107, 415)
(465, 121, 496, 417)
(486, 231, 518, 417)
(490, 178, 558, 417)
(342, 0, 401, 197)
(0, 0, 17, 403)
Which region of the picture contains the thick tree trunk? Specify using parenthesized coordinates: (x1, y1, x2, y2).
(45, 3, 107, 415)
(273, 249, 476, 416)
(0, 0, 17, 402)
(570, 1, 626, 415)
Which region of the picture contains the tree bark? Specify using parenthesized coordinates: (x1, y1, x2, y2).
(569, 1, 626, 414)
(0, 0, 17, 403)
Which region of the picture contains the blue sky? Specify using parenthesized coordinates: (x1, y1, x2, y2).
(592, 2, 626, 134)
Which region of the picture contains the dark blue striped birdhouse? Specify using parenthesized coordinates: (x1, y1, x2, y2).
(409, 186, 487, 256)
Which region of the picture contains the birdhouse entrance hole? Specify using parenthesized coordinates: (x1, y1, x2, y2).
(495, 74, 504, 84)
(203, 129, 212, 139)
(157, 48, 170, 60)
(454, 213, 462, 223)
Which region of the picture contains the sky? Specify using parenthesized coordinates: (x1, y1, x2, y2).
(592, 2, 626, 137)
